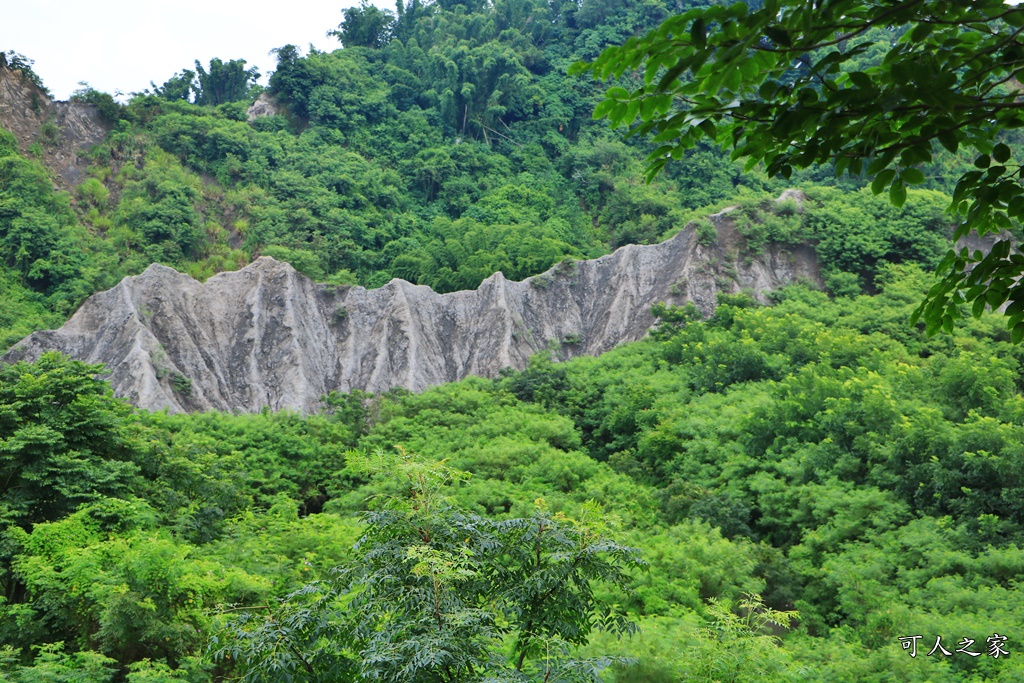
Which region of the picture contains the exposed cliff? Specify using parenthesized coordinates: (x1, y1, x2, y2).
(0, 62, 109, 189)
(3, 211, 820, 413)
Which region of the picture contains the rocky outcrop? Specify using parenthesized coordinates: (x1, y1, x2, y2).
(0, 63, 109, 189)
(3, 216, 820, 414)
(246, 92, 280, 121)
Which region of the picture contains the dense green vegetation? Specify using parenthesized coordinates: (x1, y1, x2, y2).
(3, 269, 1024, 681)
(0, 0, 996, 353)
(2, 0, 969, 352)
(579, 0, 1024, 336)
(3, 0, 1024, 681)
(0, 112, 956, 353)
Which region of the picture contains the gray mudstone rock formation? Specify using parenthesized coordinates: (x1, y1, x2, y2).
(3, 219, 821, 414)
(246, 93, 280, 121)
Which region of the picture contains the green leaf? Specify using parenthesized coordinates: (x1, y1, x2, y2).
(1009, 196, 1024, 218)
(966, 284, 987, 301)
(935, 250, 957, 274)
(1005, 299, 1024, 317)
(975, 154, 991, 169)
(848, 72, 872, 89)
(868, 152, 897, 175)
(901, 146, 933, 166)
(567, 61, 589, 76)
(698, 119, 717, 139)
(993, 143, 1011, 163)
(652, 128, 682, 143)
(763, 26, 790, 47)
(909, 23, 934, 42)
(889, 180, 907, 208)
(640, 97, 657, 122)
(986, 288, 1009, 309)
(972, 297, 987, 318)
(1012, 322, 1024, 344)
(691, 18, 706, 49)
(901, 168, 925, 185)
(740, 58, 759, 81)
(937, 130, 958, 153)
(606, 87, 629, 101)
(592, 100, 615, 120)
(623, 100, 641, 126)
(871, 169, 897, 195)
(609, 101, 628, 126)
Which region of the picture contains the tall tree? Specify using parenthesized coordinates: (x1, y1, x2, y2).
(194, 58, 261, 105)
(330, 0, 397, 48)
(151, 68, 196, 101)
(152, 58, 260, 105)
(0, 353, 137, 528)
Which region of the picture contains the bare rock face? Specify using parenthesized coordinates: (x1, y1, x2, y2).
(3, 220, 821, 413)
(246, 93, 280, 121)
(0, 63, 110, 189)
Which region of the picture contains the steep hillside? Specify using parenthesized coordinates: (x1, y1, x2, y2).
(0, 2, 961, 357)
(0, 60, 109, 189)
(3, 210, 820, 412)
(4, 4, 1024, 682)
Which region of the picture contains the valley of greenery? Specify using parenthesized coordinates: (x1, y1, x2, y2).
(1, 0, 1023, 681)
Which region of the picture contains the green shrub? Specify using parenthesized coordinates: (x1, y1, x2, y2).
(38, 122, 59, 147)
(825, 270, 863, 297)
(694, 218, 717, 246)
(171, 372, 192, 396)
(76, 177, 109, 208)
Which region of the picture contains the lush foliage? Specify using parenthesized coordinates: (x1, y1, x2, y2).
(3, 269, 1024, 681)
(0, 128, 121, 350)
(150, 58, 262, 106)
(3, 0, 770, 320)
(577, 0, 1024, 337)
(216, 450, 642, 683)
(0, 353, 136, 528)
(0, 0, 971, 352)
(3, 1, 1024, 681)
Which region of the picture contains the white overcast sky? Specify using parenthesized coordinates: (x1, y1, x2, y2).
(2, 0, 395, 101)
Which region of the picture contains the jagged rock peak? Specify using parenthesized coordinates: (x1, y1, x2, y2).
(3, 219, 821, 414)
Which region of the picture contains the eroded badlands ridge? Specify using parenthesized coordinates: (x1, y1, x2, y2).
(3, 220, 820, 413)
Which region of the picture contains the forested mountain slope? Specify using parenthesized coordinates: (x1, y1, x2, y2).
(2, 0, 1024, 681)
(0, 0, 971, 353)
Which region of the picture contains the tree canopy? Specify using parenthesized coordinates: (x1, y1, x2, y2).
(216, 449, 642, 683)
(575, 0, 1024, 338)
(151, 58, 260, 105)
(330, 1, 397, 49)
(4, 1, 1024, 680)
(0, 352, 137, 528)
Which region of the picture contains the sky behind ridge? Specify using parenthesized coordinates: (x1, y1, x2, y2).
(2, 0, 394, 100)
